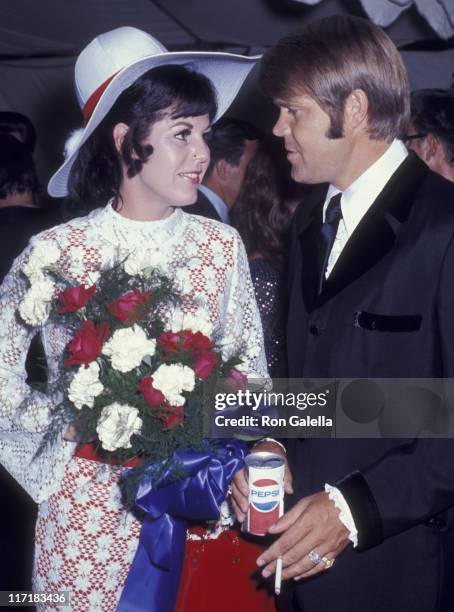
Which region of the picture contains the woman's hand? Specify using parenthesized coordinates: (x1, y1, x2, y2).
(230, 440, 293, 523)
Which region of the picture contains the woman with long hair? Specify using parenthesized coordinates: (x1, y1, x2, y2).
(232, 138, 297, 378)
(0, 27, 271, 611)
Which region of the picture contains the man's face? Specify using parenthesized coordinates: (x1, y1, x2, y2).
(272, 92, 351, 187)
(227, 138, 259, 205)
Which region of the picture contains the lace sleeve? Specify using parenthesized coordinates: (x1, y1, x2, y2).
(0, 247, 74, 503)
(218, 230, 268, 380)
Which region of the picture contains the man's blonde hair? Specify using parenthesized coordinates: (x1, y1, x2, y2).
(260, 15, 410, 141)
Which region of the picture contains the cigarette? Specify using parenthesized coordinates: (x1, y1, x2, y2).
(275, 557, 282, 595)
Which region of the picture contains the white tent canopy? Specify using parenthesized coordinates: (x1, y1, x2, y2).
(296, 0, 454, 39)
(1, 0, 453, 191)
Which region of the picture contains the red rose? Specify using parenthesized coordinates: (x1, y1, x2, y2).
(160, 404, 184, 430)
(158, 331, 181, 353)
(138, 376, 165, 407)
(107, 290, 152, 324)
(159, 330, 214, 355)
(194, 351, 218, 379)
(225, 368, 248, 392)
(57, 284, 96, 314)
(66, 320, 110, 367)
(181, 331, 214, 352)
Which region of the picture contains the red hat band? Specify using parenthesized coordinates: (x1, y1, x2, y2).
(82, 72, 119, 127)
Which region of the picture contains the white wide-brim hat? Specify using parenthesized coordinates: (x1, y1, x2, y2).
(48, 26, 260, 197)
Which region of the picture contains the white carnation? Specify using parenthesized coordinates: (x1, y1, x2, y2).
(166, 309, 213, 337)
(85, 270, 100, 286)
(102, 324, 156, 373)
(124, 249, 166, 276)
(23, 240, 61, 281)
(68, 362, 104, 409)
(19, 278, 55, 326)
(96, 403, 142, 452)
(152, 363, 195, 406)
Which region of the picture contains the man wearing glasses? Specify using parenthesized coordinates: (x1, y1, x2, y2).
(406, 88, 454, 182)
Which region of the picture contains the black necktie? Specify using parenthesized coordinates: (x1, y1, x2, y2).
(318, 193, 343, 294)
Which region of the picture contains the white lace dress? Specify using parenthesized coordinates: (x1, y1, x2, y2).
(0, 204, 267, 611)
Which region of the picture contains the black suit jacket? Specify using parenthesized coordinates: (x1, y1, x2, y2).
(287, 154, 454, 612)
(184, 191, 222, 222)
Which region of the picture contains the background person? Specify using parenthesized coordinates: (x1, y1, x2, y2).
(0, 122, 60, 598)
(186, 117, 261, 223)
(232, 137, 295, 378)
(0, 111, 37, 153)
(0, 132, 60, 281)
(406, 88, 454, 181)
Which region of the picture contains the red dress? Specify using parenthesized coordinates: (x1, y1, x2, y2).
(73, 444, 276, 612)
(176, 526, 275, 612)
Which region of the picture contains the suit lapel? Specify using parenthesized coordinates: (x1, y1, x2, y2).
(292, 184, 327, 313)
(319, 153, 429, 303)
(299, 209, 323, 312)
(319, 201, 397, 304)
(296, 154, 429, 309)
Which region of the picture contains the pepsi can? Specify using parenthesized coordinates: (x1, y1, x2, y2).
(244, 451, 285, 536)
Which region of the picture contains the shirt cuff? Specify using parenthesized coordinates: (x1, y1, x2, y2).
(325, 483, 358, 548)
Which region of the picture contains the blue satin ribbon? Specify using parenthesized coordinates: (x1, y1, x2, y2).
(117, 440, 246, 612)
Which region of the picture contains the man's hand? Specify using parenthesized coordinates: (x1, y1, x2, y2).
(63, 424, 80, 442)
(230, 440, 293, 522)
(256, 491, 349, 581)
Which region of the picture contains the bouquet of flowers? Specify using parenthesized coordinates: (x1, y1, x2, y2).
(19, 240, 247, 503)
(18, 240, 250, 610)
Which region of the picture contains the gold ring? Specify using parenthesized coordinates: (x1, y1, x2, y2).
(322, 556, 335, 569)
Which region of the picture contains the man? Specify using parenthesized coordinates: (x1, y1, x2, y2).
(406, 88, 454, 181)
(232, 16, 454, 612)
(185, 117, 260, 223)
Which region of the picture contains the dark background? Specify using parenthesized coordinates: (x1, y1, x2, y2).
(1, 0, 454, 199)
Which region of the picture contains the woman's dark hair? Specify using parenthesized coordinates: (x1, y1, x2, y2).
(0, 134, 41, 199)
(66, 64, 217, 216)
(0, 111, 36, 153)
(232, 138, 294, 268)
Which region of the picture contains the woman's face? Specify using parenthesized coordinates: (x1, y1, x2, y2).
(118, 112, 211, 217)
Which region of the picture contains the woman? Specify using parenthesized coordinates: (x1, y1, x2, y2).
(0, 27, 269, 611)
(232, 138, 296, 378)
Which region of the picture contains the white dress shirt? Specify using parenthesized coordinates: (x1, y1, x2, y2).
(198, 184, 230, 224)
(324, 139, 408, 277)
(323, 139, 408, 546)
